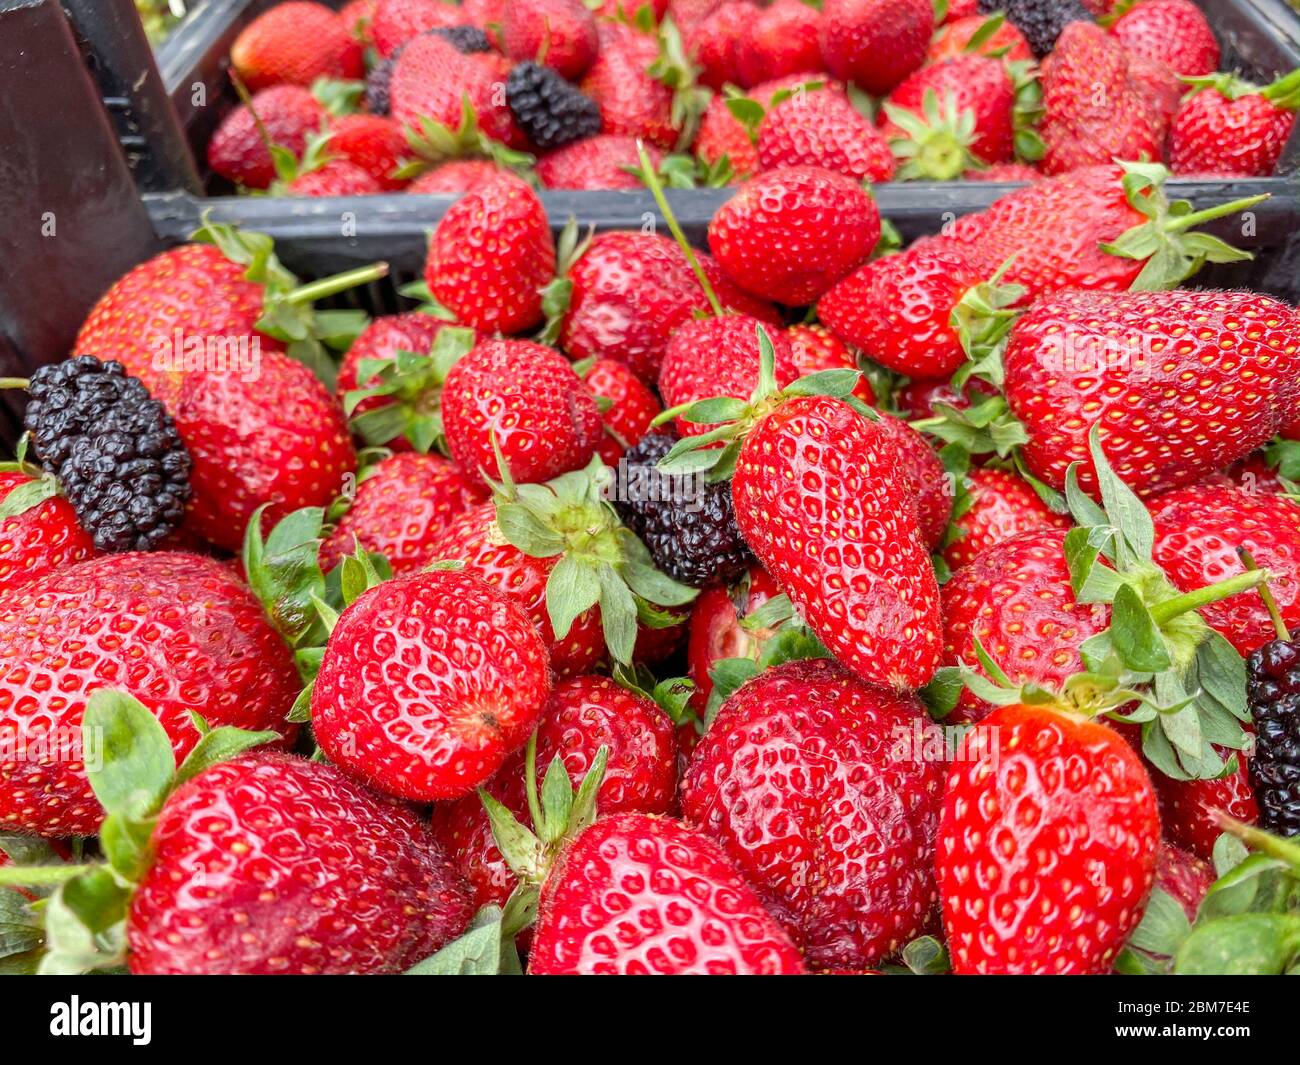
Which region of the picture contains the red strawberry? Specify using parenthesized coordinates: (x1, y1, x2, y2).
(1152, 753, 1259, 861)
(962, 161, 1041, 181)
(786, 323, 874, 404)
(1154, 841, 1215, 922)
(407, 158, 508, 192)
(941, 528, 1110, 724)
(464, 0, 509, 39)
(694, 95, 760, 178)
(129, 752, 473, 975)
(431, 675, 678, 913)
(1004, 289, 1300, 497)
(708, 165, 880, 306)
(313, 568, 551, 800)
(580, 357, 662, 466)
(894, 376, 997, 420)
(938, 703, 1159, 974)
(1149, 482, 1300, 657)
(208, 85, 326, 190)
(340, 0, 377, 39)
(424, 173, 556, 334)
(321, 452, 488, 574)
(1170, 70, 1300, 178)
(928, 13, 1032, 63)
(602, 0, 670, 18)
(732, 396, 943, 689)
(529, 812, 807, 974)
(390, 35, 526, 149)
(875, 413, 952, 551)
(757, 86, 895, 182)
(738, 0, 823, 87)
(819, 0, 932, 95)
(683, 658, 944, 969)
(0, 553, 299, 837)
(1110, 0, 1219, 77)
(536, 135, 662, 190)
(0, 471, 94, 593)
(941, 466, 1069, 571)
(940, 0, 978, 20)
(371, 0, 466, 56)
(1038, 22, 1165, 176)
(560, 231, 777, 383)
(327, 114, 410, 190)
(685, 1, 757, 91)
(581, 25, 681, 150)
(1126, 52, 1184, 126)
(230, 2, 363, 92)
(685, 564, 783, 711)
(503, 0, 599, 80)
(287, 158, 384, 196)
(441, 338, 602, 483)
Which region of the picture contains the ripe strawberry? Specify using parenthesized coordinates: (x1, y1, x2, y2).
(287, 159, 384, 196)
(737, 0, 823, 87)
(1170, 70, 1300, 178)
(561, 231, 777, 383)
(685, 1, 756, 91)
(894, 376, 997, 420)
(731, 396, 943, 689)
(1154, 841, 1215, 922)
(431, 675, 678, 914)
(938, 702, 1160, 974)
(0, 553, 299, 837)
(407, 159, 508, 192)
(313, 568, 550, 800)
(129, 752, 473, 975)
(321, 452, 488, 574)
(875, 413, 953, 550)
(694, 94, 760, 177)
(529, 813, 807, 974)
(327, 114, 410, 190)
(425, 173, 556, 334)
(371, 0, 466, 56)
(1152, 752, 1259, 861)
(1039, 22, 1164, 175)
(786, 324, 873, 404)
(1004, 289, 1300, 498)
(1126, 51, 1184, 126)
(208, 85, 326, 190)
(1110, 0, 1219, 78)
(684, 659, 945, 970)
(441, 338, 602, 483)
(536, 135, 662, 190)
(928, 13, 1032, 63)
(941, 528, 1109, 724)
(581, 25, 681, 150)
(503, 0, 599, 79)
(602, 0, 670, 18)
(708, 166, 879, 306)
(580, 357, 662, 466)
(962, 161, 1041, 181)
(1149, 482, 1300, 657)
(230, 2, 363, 92)
(819, 0, 933, 95)
(0, 471, 94, 593)
(686, 564, 783, 711)
(757, 87, 895, 182)
(340, 0, 377, 39)
(941, 466, 1069, 571)
(658, 316, 798, 437)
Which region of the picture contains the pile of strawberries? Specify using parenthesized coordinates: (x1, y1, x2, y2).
(204, 0, 1299, 196)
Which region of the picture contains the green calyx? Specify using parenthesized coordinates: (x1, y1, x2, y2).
(193, 213, 384, 389)
(1182, 67, 1300, 110)
(1007, 59, 1045, 163)
(647, 17, 710, 151)
(0, 435, 60, 521)
(311, 76, 365, 117)
(343, 325, 477, 452)
(884, 89, 981, 182)
(487, 454, 698, 667)
(0, 691, 280, 974)
(396, 94, 536, 182)
(1099, 161, 1270, 291)
(537, 217, 594, 347)
(653, 323, 872, 482)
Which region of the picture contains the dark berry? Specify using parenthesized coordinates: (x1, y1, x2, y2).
(978, 0, 1093, 57)
(612, 433, 754, 589)
(505, 61, 601, 151)
(428, 25, 493, 53)
(1247, 638, 1300, 837)
(23, 357, 191, 554)
(366, 57, 396, 116)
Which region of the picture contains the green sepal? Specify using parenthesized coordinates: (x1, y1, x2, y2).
(0, 475, 60, 521)
(37, 869, 130, 975)
(1174, 914, 1300, 975)
(404, 905, 523, 975)
(311, 77, 366, 116)
(884, 88, 980, 182)
(901, 935, 950, 975)
(242, 504, 331, 655)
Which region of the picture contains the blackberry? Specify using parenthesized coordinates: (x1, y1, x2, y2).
(1247, 638, 1300, 837)
(505, 62, 601, 151)
(428, 25, 493, 53)
(978, 0, 1093, 57)
(23, 357, 191, 554)
(612, 433, 754, 589)
(365, 57, 396, 116)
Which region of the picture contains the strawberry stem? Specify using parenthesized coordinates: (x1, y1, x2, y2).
(523, 730, 544, 834)
(1239, 547, 1291, 641)
(1148, 568, 1270, 626)
(1164, 193, 1271, 233)
(0, 863, 98, 886)
(284, 262, 390, 305)
(1214, 813, 1300, 870)
(0, 378, 30, 390)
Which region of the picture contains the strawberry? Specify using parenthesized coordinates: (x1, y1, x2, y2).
(694, 94, 760, 178)
(441, 338, 602, 483)
(685, 1, 756, 91)
(424, 173, 556, 334)
(738, 0, 823, 87)
(340, 0, 377, 39)
(208, 84, 326, 190)
(0, 471, 94, 593)
(528, 812, 807, 974)
(757, 86, 895, 182)
(1152, 753, 1259, 861)
(603, 0, 671, 18)
(536, 135, 663, 190)
(0, 553, 299, 837)
(230, 1, 363, 92)
(1038, 22, 1165, 176)
(560, 231, 777, 383)
(287, 158, 384, 196)
(961, 161, 1041, 181)
(327, 114, 410, 190)
(683, 658, 944, 969)
(941, 466, 1069, 571)
(129, 752, 473, 975)
(371, 0, 466, 56)
(320, 452, 488, 574)
(686, 564, 783, 712)
(579, 357, 662, 466)
(786, 323, 874, 404)
(894, 376, 997, 421)
(875, 413, 953, 550)
(1110, 0, 1219, 78)
(502, 0, 599, 80)
(819, 0, 933, 95)
(1170, 70, 1300, 178)
(312, 568, 551, 801)
(1154, 841, 1215, 922)
(431, 675, 678, 915)
(938, 701, 1160, 974)
(928, 13, 1032, 63)
(407, 158, 508, 192)
(581, 25, 682, 150)
(940, 0, 978, 20)
(1126, 52, 1184, 126)
(707, 165, 879, 306)
(1149, 482, 1300, 657)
